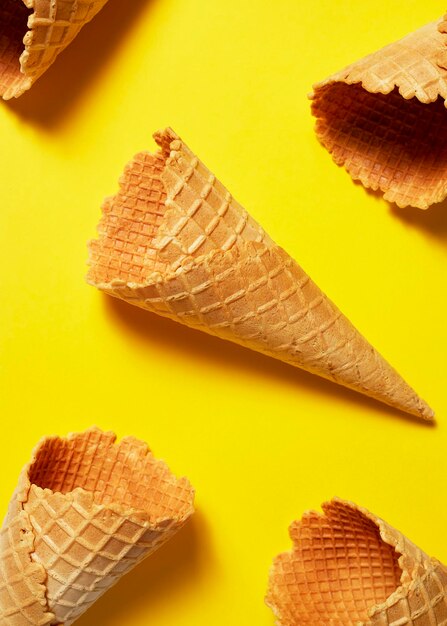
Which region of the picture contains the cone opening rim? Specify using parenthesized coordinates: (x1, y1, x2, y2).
(22, 427, 195, 526)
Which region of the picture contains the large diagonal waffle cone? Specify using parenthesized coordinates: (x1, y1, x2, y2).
(266, 498, 447, 625)
(311, 14, 447, 209)
(0, 427, 195, 625)
(87, 128, 433, 420)
(0, 0, 109, 100)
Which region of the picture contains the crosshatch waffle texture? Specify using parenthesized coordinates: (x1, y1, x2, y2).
(88, 128, 432, 420)
(311, 15, 447, 209)
(0, 0, 109, 99)
(266, 499, 447, 626)
(0, 427, 195, 625)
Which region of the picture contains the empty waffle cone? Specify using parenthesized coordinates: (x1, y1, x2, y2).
(311, 13, 447, 209)
(0, 427, 195, 625)
(0, 0, 109, 99)
(87, 128, 433, 420)
(266, 498, 447, 625)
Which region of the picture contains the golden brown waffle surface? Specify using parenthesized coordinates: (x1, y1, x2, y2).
(0, 0, 110, 99)
(88, 128, 433, 420)
(266, 499, 447, 626)
(311, 18, 447, 209)
(0, 428, 194, 625)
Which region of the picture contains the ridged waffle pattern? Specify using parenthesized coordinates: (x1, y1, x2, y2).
(0, 500, 53, 625)
(88, 130, 268, 285)
(0, 428, 194, 625)
(1, 0, 109, 99)
(368, 561, 447, 625)
(311, 19, 447, 208)
(154, 131, 269, 269)
(88, 129, 432, 419)
(266, 499, 447, 626)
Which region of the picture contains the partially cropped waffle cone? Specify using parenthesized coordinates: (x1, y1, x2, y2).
(311, 13, 447, 209)
(87, 128, 432, 420)
(0, 427, 195, 625)
(266, 498, 447, 625)
(0, 0, 109, 99)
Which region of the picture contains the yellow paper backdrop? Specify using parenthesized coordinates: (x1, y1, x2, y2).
(1, 1, 446, 624)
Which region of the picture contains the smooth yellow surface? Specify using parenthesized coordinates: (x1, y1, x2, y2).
(1, 1, 447, 624)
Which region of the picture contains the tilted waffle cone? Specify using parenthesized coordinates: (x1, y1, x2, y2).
(87, 128, 433, 420)
(0, 427, 195, 625)
(266, 498, 447, 625)
(0, 0, 109, 100)
(311, 14, 447, 209)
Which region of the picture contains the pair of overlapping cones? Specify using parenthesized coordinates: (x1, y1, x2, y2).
(2, 428, 447, 625)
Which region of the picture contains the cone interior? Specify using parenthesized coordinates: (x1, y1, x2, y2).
(313, 82, 447, 208)
(268, 502, 403, 624)
(28, 430, 192, 522)
(88, 149, 171, 285)
(0, 0, 30, 97)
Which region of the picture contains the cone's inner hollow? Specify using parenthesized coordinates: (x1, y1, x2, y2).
(0, 0, 30, 97)
(28, 431, 193, 521)
(312, 83, 447, 207)
(269, 504, 402, 624)
(88, 150, 170, 285)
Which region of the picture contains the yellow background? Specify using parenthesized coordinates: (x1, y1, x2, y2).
(1, 1, 447, 624)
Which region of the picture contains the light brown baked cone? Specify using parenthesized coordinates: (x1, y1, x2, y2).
(311, 14, 447, 209)
(0, 427, 195, 625)
(266, 498, 447, 625)
(0, 0, 109, 100)
(87, 128, 433, 420)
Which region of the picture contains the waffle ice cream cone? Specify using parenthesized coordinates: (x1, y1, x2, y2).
(266, 498, 447, 625)
(0, 0, 109, 99)
(0, 427, 195, 625)
(311, 14, 447, 209)
(87, 128, 433, 420)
